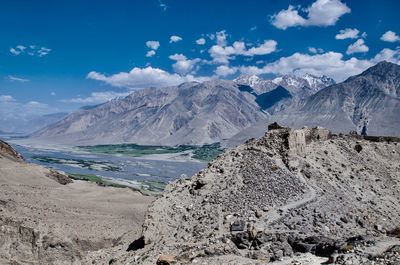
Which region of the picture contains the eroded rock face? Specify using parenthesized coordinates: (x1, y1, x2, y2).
(122, 125, 400, 264)
(0, 140, 23, 162)
(45, 170, 73, 185)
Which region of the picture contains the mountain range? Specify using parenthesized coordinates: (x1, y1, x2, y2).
(31, 61, 400, 146)
(227, 61, 400, 146)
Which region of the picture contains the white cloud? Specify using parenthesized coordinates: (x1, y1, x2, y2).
(208, 42, 241, 64)
(169, 54, 187, 61)
(8, 75, 30, 82)
(216, 30, 228, 46)
(168, 54, 201, 75)
(146, 50, 156, 57)
(335, 28, 360, 39)
(306, 0, 351, 26)
(215, 65, 237, 77)
(250, 26, 257, 31)
(169, 35, 182, 43)
(380, 30, 400, 42)
(61, 91, 132, 104)
(51, 92, 56, 96)
(372, 48, 400, 63)
(346, 39, 369, 55)
(10, 45, 26, 55)
(145, 41, 160, 57)
(37, 47, 51, 57)
(246, 40, 278, 56)
(271, 5, 306, 30)
(10, 45, 51, 57)
(237, 48, 400, 82)
(209, 39, 277, 64)
(27, 101, 47, 107)
(196, 38, 206, 45)
(271, 0, 350, 30)
(146, 41, 160, 50)
(308, 47, 324, 54)
(0, 95, 15, 102)
(87, 66, 208, 89)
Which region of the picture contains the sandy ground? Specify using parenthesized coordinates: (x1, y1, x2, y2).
(0, 153, 154, 264)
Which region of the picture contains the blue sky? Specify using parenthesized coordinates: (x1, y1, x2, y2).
(1, 0, 400, 118)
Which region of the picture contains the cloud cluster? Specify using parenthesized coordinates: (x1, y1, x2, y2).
(196, 38, 206, 45)
(0, 95, 15, 102)
(381, 31, 400, 42)
(335, 28, 360, 39)
(271, 0, 350, 30)
(170, 35, 182, 43)
(61, 91, 132, 104)
(169, 54, 201, 75)
(145, 40, 160, 57)
(87, 66, 207, 89)
(308, 47, 324, 54)
(346, 39, 369, 55)
(209, 35, 278, 64)
(10, 45, 51, 57)
(236, 48, 400, 82)
(215, 65, 237, 77)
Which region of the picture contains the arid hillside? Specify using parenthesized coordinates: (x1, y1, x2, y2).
(114, 125, 400, 264)
(0, 140, 154, 265)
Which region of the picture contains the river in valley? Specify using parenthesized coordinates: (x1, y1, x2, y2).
(2, 137, 206, 192)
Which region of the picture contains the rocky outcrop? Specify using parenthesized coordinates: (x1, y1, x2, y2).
(45, 169, 73, 185)
(0, 140, 23, 162)
(115, 124, 400, 264)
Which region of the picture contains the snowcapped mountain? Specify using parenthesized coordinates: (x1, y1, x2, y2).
(235, 73, 335, 96)
(234, 75, 277, 94)
(234, 73, 335, 113)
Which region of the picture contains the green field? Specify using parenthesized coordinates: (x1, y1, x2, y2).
(68, 173, 127, 188)
(68, 173, 167, 195)
(77, 143, 224, 162)
(32, 156, 121, 172)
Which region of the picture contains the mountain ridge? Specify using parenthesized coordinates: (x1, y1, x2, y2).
(30, 62, 400, 147)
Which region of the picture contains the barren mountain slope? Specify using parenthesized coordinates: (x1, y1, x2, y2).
(273, 61, 400, 136)
(225, 61, 400, 147)
(0, 140, 154, 265)
(31, 80, 267, 146)
(114, 125, 400, 264)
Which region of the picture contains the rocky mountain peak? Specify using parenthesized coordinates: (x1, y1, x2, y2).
(360, 61, 400, 85)
(363, 60, 399, 75)
(234, 74, 263, 87)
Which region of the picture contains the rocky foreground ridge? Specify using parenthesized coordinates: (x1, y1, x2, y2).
(114, 125, 400, 264)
